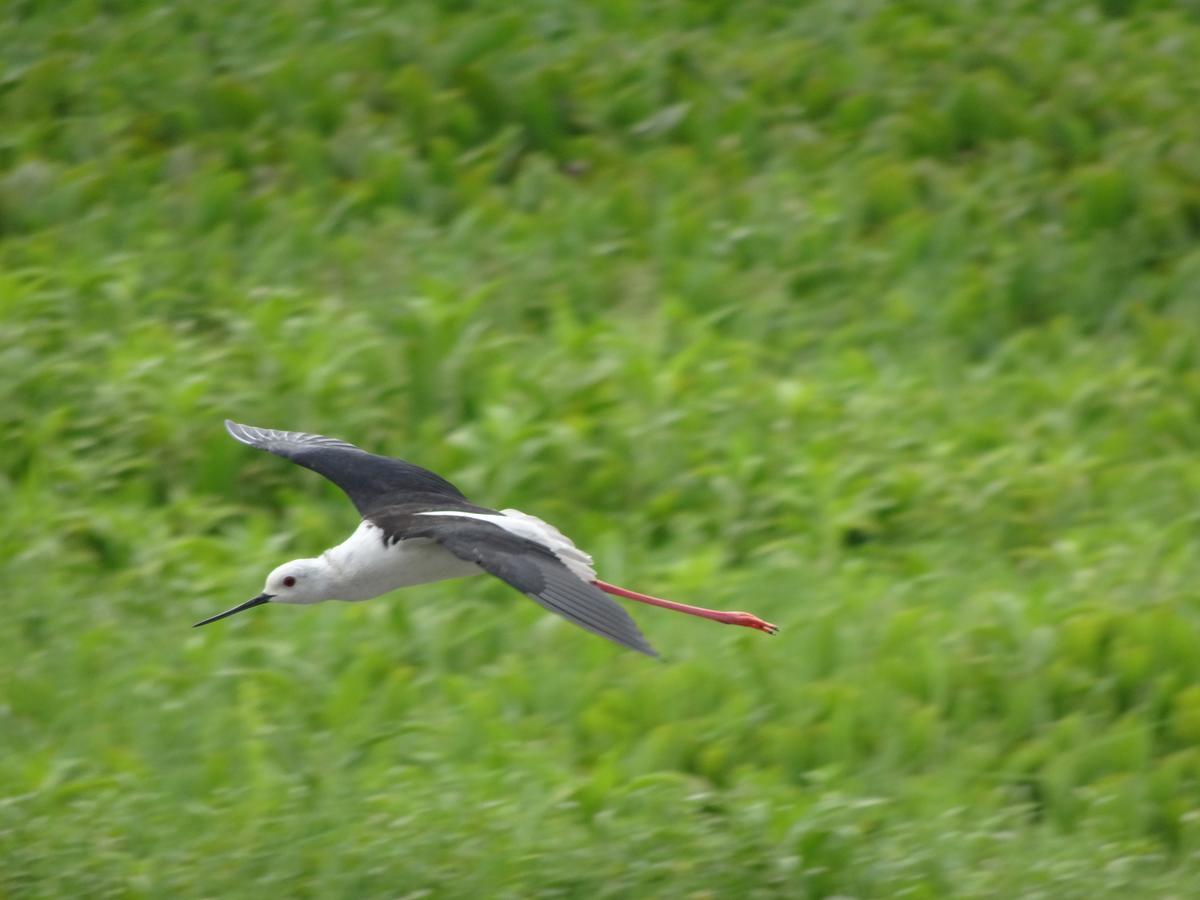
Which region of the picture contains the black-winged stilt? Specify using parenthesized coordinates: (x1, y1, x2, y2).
(195, 421, 778, 656)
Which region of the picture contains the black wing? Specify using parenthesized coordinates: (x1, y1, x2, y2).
(225, 420, 467, 516)
(392, 513, 658, 657)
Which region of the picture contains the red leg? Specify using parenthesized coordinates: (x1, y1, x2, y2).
(593, 579, 778, 635)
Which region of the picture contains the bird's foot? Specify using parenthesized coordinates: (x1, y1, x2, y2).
(722, 612, 779, 635)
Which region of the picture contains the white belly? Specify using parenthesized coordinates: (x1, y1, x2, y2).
(321, 521, 481, 601)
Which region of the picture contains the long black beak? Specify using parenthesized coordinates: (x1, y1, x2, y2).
(193, 593, 273, 627)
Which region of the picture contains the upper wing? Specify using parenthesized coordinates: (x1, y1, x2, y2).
(391, 513, 658, 657)
(225, 420, 467, 515)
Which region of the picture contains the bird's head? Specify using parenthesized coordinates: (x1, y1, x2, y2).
(261, 558, 333, 605)
(193, 558, 333, 627)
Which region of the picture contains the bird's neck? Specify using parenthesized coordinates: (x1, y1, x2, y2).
(320, 522, 383, 579)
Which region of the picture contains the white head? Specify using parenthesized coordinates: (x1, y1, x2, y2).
(193, 557, 337, 627)
(261, 558, 337, 605)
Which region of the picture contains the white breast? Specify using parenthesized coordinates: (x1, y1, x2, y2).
(321, 521, 481, 601)
(415, 508, 597, 581)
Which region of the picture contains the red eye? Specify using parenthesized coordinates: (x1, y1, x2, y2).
(282, 576, 296, 588)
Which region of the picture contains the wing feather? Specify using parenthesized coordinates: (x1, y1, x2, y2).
(387, 513, 657, 657)
(225, 420, 466, 515)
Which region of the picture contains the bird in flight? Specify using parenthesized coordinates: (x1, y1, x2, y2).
(195, 421, 778, 656)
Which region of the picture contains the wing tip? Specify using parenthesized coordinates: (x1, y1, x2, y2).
(224, 419, 257, 446)
(224, 420, 366, 454)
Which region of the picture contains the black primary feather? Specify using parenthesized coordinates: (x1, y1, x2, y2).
(225, 420, 466, 515)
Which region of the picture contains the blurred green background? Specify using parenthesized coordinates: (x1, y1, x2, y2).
(4, 0, 1200, 896)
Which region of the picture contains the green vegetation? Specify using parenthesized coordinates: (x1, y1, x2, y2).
(4, 0, 1200, 895)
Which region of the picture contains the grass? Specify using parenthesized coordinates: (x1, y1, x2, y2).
(4, 0, 1200, 895)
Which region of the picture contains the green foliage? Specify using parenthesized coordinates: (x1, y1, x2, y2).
(3, 0, 1200, 896)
